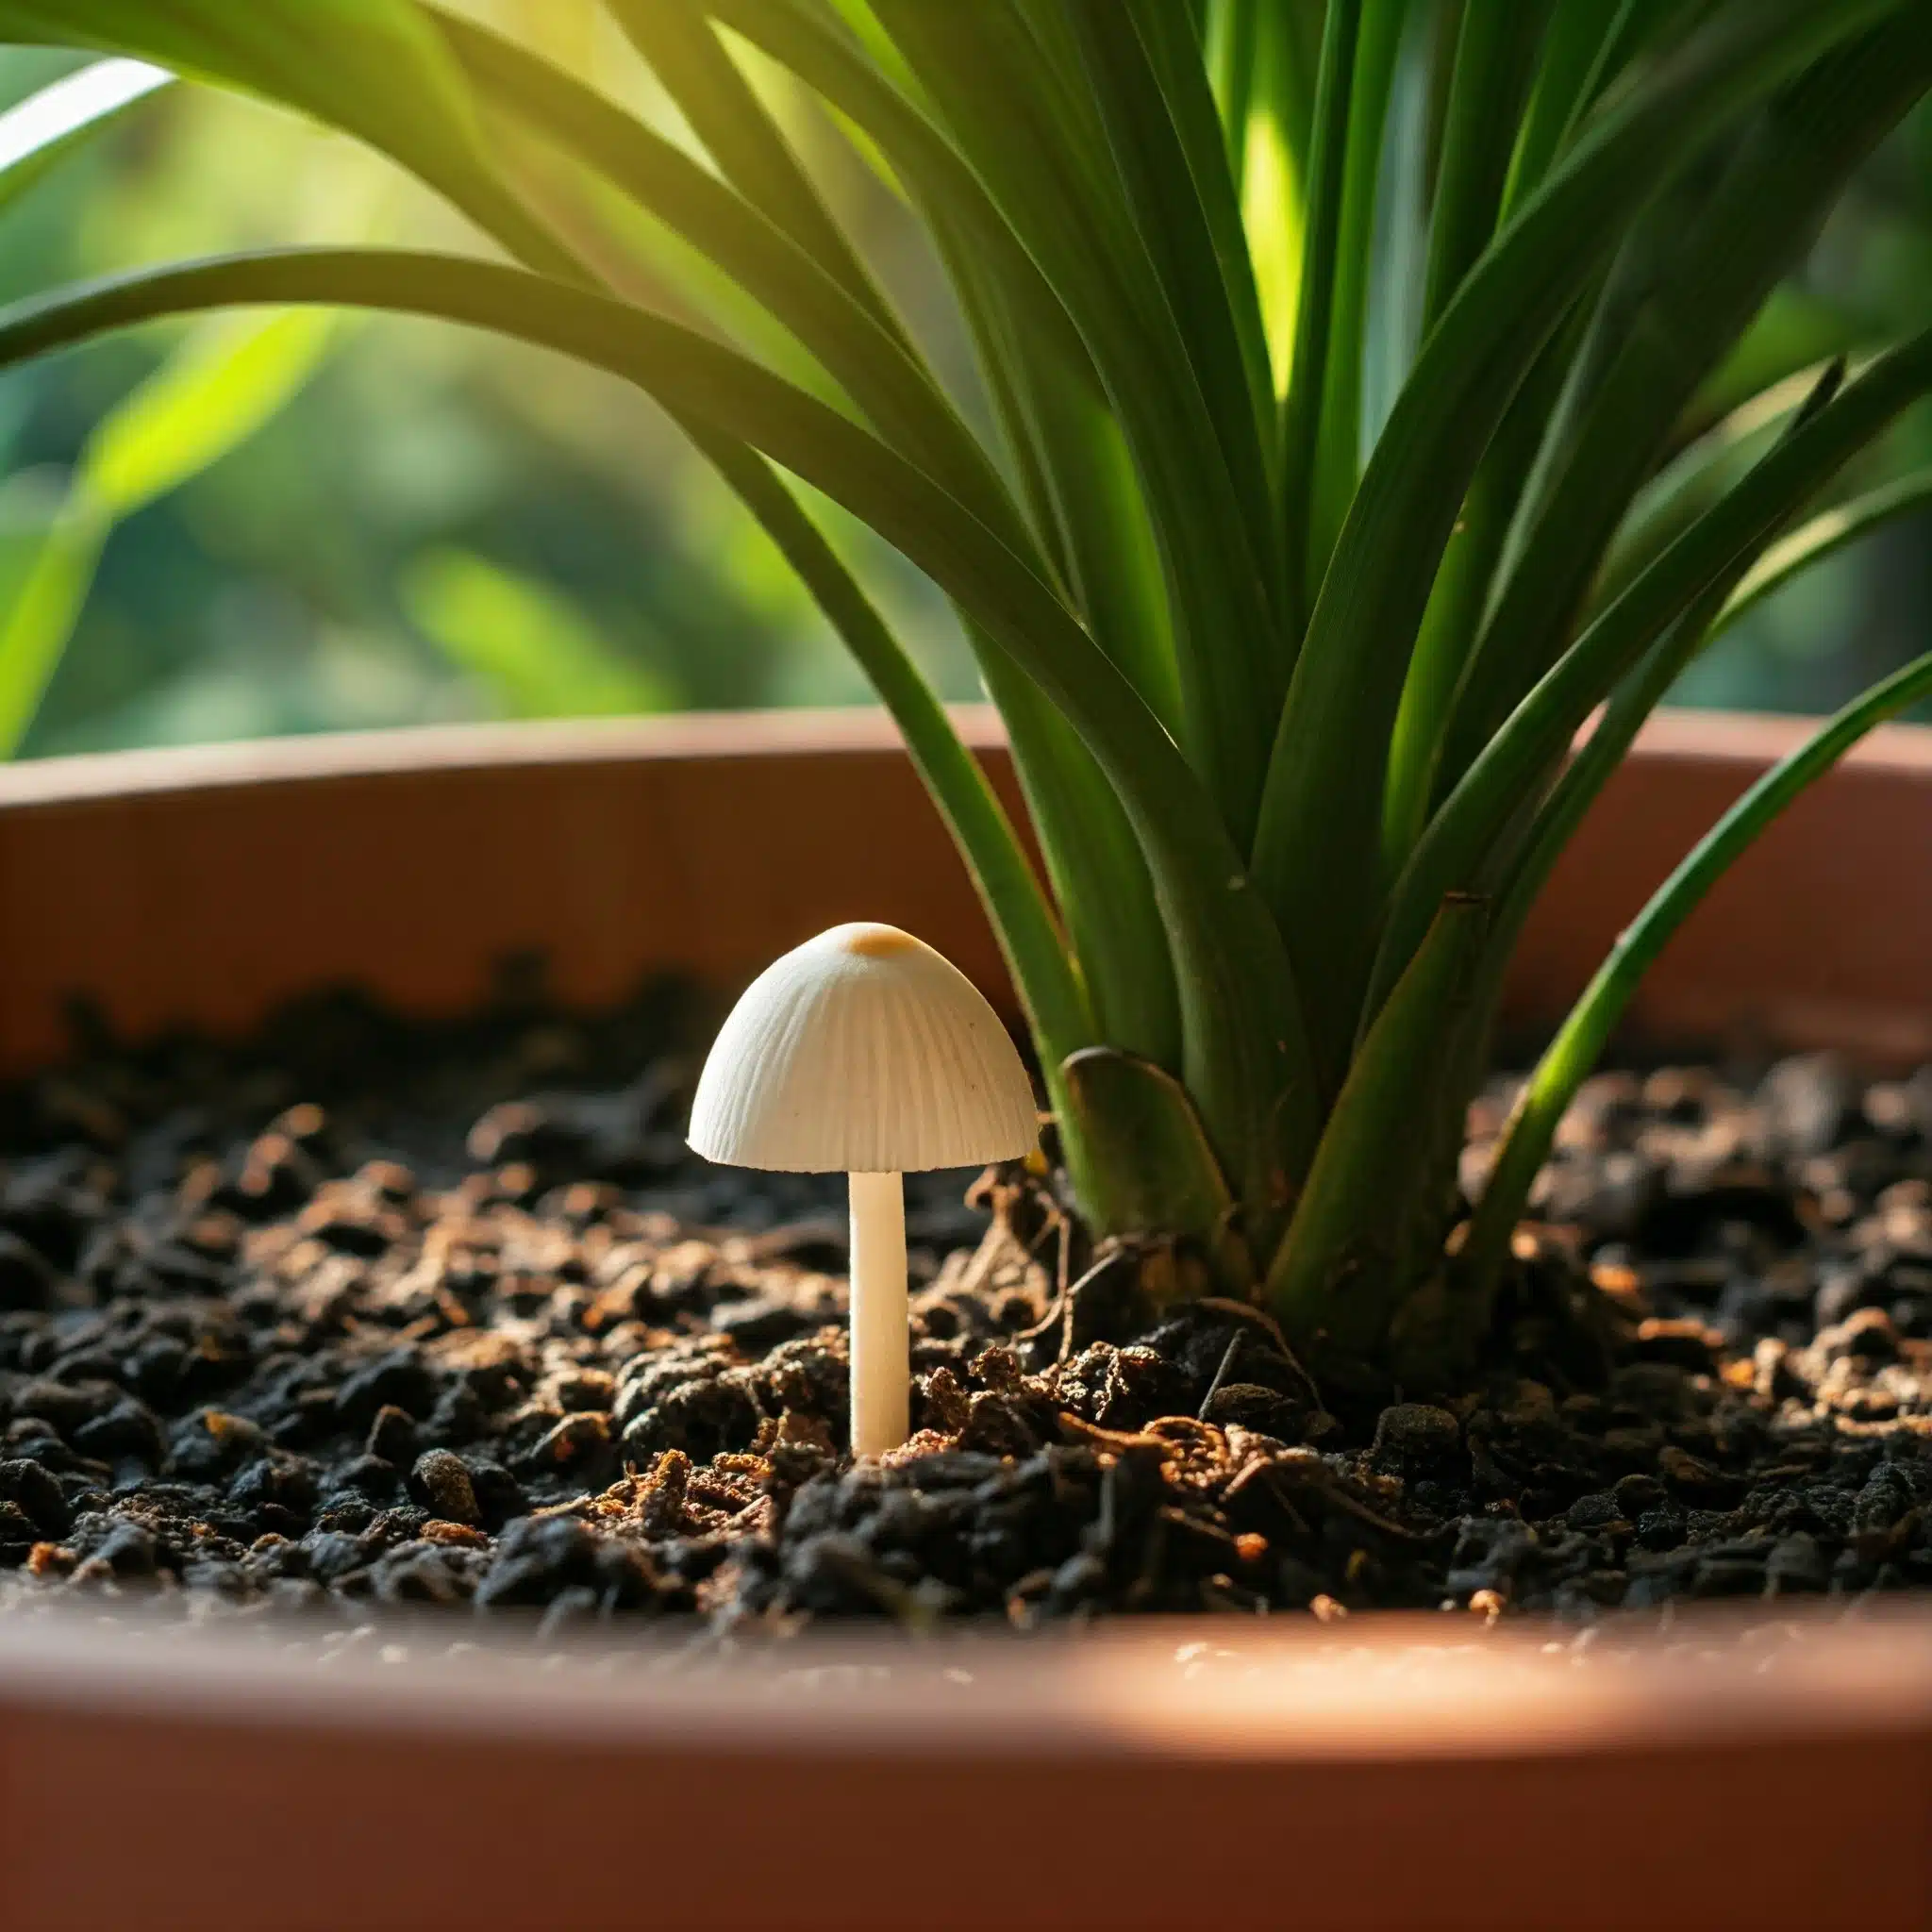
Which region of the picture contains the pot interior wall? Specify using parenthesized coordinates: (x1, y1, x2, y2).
(0, 706, 1925, 1076)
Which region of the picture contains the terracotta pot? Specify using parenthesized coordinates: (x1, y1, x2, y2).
(0, 707, 1927, 1932)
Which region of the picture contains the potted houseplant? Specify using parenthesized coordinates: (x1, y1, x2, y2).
(0, 3, 1927, 1925)
(0, 710, 1928, 1932)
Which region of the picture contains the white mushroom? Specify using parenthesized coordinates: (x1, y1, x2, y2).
(688, 923, 1038, 1457)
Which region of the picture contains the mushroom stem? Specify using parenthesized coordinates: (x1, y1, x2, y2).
(847, 1169, 908, 1457)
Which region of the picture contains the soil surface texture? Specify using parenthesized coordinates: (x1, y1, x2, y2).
(1, 981, 1927, 1637)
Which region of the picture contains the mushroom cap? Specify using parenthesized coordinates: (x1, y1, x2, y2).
(688, 922, 1039, 1174)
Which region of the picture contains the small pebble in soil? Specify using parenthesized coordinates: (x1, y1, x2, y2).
(0, 989, 1924, 1640)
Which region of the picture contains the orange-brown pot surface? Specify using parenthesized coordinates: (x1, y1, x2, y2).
(0, 708, 1927, 1932)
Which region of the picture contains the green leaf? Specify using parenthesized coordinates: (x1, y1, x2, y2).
(815, 0, 923, 98)
(439, 7, 1178, 1091)
(975, 641, 1182, 1073)
(0, 307, 332, 756)
(1264, 893, 1491, 1355)
(0, 54, 169, 215)
(1586, 358, 1835, 623)
(1059, 1046, 1249, 1271)
(1247, 0, 1322, 195)
(1308, 0, 1406, 589)
(940, 241, 1188, 1079)
(1671, 287, 1875, 457)
(1251, 0, 1916, 1096)
(0, 244, 1319, 1221)
(1710, 465, 1932, 646)
(1367, 330, 1932, 1028)
(1065, 0, 1277, 505)
(81, 308, 333, 517)
(469, 17, 1174, 1118)
(1382, 298, 1595, 866)
(1464, 642, 1932, 1291)
(0, 0, 572, 275)
(1278, 0, 1360, 639)
(691, 0, 1141, 608)
(1205, 0, 1260, 182)
(431, 8, 1025, 559)
(696, 437, 1097, 1084)
(707, 0, 1094, 373)
(1495, 0, 1624, 221)
(686, 3, 1244, 1074)
(589, 2, 1186, 1079)
(698, 0, 1163, 675)
(440, 11, 1166, 1090)
(868, 0, 1286, 846)
(1441, 8, 1932, 789)
(604, 0, 908, 346)
(1232, 1, 1302, 387)
(400, 548, 676, 720)
(1129, 0, 1274, 437)
(636, 0, 1183, 1085)
(1420, 0, 1550, 336)
(0, 492, 102, 757)
(997, 322, 1181, 731)
(1471, 360, 1852, 1055)
(439, 8, 1134, 1127)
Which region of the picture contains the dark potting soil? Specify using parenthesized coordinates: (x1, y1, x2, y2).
(0, 976, 1926, 1639)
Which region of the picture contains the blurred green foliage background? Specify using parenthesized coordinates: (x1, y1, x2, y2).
(0, 1, 1924, 761)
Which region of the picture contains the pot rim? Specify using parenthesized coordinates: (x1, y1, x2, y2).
(0, 702, 1924, 810)
(0, 705, 1005, 808)
(2, 1599, 1926, 1761)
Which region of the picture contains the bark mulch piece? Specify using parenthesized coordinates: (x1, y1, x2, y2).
(0, 982, 1926, 1638)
